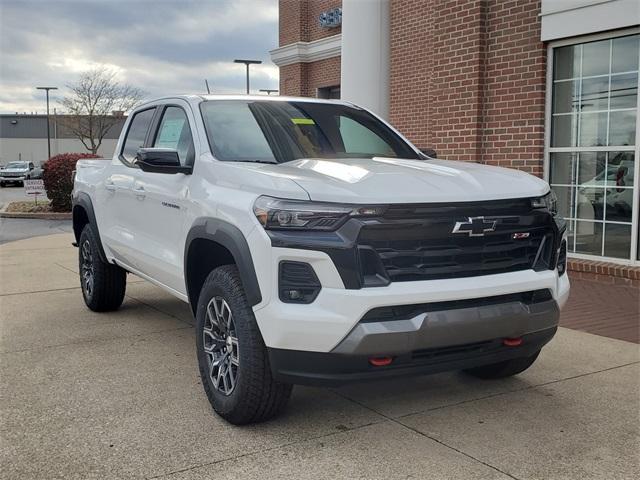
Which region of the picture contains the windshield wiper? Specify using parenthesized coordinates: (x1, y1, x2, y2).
(235, 159, 278, 164)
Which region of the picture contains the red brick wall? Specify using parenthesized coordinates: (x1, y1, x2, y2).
(279, 57, 341, 97)
(307, 0, 342, 41)
(481, 0, 546, 175)
(389, 0, 546, 174)
(278, 0, 342, 96)
(279, 0, 341, 45)
(390, 0, 486, 161)
(304, 56, 341, 96)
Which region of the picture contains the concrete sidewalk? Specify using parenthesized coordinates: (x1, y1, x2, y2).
(1, 234, 639, 479)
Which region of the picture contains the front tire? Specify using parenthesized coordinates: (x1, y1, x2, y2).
(78, 224, 126, 312)
(464, 351, 540, 379)
(196, 265, 292, 424)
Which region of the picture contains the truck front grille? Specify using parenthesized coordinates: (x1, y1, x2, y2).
(357, 200, 556, 284)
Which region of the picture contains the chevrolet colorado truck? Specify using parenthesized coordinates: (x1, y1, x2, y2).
(0, 161, 41, 186)
(72, 95, 570, 424)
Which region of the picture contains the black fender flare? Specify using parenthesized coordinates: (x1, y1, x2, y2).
(72, 192, 108, 263)
(184, 218, 262, 309)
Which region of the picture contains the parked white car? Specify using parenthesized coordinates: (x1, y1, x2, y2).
(72, 95, 570, 424)
(0, 161, 41, 186)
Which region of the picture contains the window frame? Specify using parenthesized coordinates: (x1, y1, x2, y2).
(544, 27, 640, 265)
(149, 104, 196, 167)
(118, 106, 157, 167)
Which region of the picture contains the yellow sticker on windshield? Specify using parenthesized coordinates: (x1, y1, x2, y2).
(291, 118, 315, 125)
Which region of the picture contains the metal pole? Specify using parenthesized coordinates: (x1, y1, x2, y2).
(36, 86, 57, 160)
(234, 60, 262, 95)
(45, 90, 51, 160)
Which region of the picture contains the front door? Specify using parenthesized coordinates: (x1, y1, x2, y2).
(128, 103, 197, 295)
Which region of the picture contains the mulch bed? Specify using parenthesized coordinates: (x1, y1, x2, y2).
(5, 201, 55, 213)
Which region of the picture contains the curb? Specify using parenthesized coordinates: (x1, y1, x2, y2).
(0, 211, 72, 220)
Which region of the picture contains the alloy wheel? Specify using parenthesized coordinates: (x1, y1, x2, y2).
(80, 240, 94, 299)
(203, 296, 239, 395)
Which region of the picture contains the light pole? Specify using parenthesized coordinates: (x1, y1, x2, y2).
(234, 59, 262, 94)
(36, 86, 58, 160)
(259, 89, 278, 95)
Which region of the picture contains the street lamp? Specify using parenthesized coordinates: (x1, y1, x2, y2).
(259, 89, 278, 95)
(234, 59, 262, 94)
(36, 86, 58, 160)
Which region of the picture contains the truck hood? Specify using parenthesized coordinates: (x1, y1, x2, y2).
(2, 167, 29, 174)
(252, 157, 549, 203)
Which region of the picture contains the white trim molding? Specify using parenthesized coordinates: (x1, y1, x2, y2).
(269, 34, 342, 67)
(540, 0, 640, 42)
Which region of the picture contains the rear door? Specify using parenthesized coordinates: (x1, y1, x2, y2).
(127, 102, 196, 294)
(97, 107, 156, 268)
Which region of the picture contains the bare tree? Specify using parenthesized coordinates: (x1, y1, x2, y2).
(59, 67, 145, 154)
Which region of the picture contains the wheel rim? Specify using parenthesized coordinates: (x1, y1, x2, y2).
(80, 240, 94, 299)
(203, 296, 239, 395)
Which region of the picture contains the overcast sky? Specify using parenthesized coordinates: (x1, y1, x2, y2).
(0, 0, 279, 114)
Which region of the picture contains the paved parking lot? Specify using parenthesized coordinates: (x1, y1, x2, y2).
(1, 233, 639, 479)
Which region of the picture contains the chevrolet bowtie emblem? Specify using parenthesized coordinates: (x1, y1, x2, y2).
(452, 216, 497, 237)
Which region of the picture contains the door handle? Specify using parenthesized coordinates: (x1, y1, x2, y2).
(133, 185, 146, 199)
(105, 179, 116, 192)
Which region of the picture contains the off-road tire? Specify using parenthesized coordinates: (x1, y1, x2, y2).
(196, 265, 293, 425)
(78, 224, 126, 312)
(464, 351, 540, 379)
(0, 182, 4, 188)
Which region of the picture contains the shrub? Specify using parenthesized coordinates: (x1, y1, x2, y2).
(43, 153, 100, 211)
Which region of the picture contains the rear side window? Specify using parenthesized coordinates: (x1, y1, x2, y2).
(153, 107, 195, 166)
(121, 108, 156, 163)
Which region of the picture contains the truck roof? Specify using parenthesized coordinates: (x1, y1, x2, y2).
(135, 94, 355, 110)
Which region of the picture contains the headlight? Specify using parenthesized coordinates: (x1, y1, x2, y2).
(253, 196, 385, 230)
(532, 190, 558, 215)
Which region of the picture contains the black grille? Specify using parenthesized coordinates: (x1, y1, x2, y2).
(357, 200, 555, 283)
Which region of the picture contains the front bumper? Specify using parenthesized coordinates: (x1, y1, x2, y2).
(269, 328, 556, 386)
(252, 243, 569, 353)
(0, 175, 26, 182)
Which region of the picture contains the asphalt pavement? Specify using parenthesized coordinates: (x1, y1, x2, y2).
(0, 182, 39, 207)
(0, 183, 72, 244)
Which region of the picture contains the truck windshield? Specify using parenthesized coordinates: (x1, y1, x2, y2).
(200, 100, 420, 164)
(6, 162, 27, 169)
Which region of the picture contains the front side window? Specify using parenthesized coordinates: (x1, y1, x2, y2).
(153, 107, 195, 166)
(200, 100, 418, 164)
(549, 34, 639, 261)
(121, 108, 156, 163)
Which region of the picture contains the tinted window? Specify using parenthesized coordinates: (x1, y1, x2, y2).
(121, 108, 155, 162)
(153, 107, 195, 165)
(200, 100, 418, 163)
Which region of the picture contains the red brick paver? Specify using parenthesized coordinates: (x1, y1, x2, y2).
(560, 277, 640, 344)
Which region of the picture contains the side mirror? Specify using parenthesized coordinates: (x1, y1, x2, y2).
(135, 148, 192, 174)
(420, 148, 437, 158)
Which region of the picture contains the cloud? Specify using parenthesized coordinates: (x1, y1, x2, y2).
(0, 0, 279, 113)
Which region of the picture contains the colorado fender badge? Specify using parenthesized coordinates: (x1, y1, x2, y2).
(512, 232, 530, 239)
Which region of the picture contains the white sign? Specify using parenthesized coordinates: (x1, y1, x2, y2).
(24, 179, 45, 196)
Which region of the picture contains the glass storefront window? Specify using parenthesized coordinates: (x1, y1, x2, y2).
(549, 34, 639, 261)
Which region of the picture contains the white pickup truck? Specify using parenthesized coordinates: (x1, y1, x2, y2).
(72, 95, 570, 424)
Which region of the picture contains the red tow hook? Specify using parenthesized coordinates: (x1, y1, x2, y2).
(369, 356, 393, 366)
(503, 337, 523, 347)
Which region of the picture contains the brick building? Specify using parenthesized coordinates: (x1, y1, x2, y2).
(270, 0, 640, 284)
